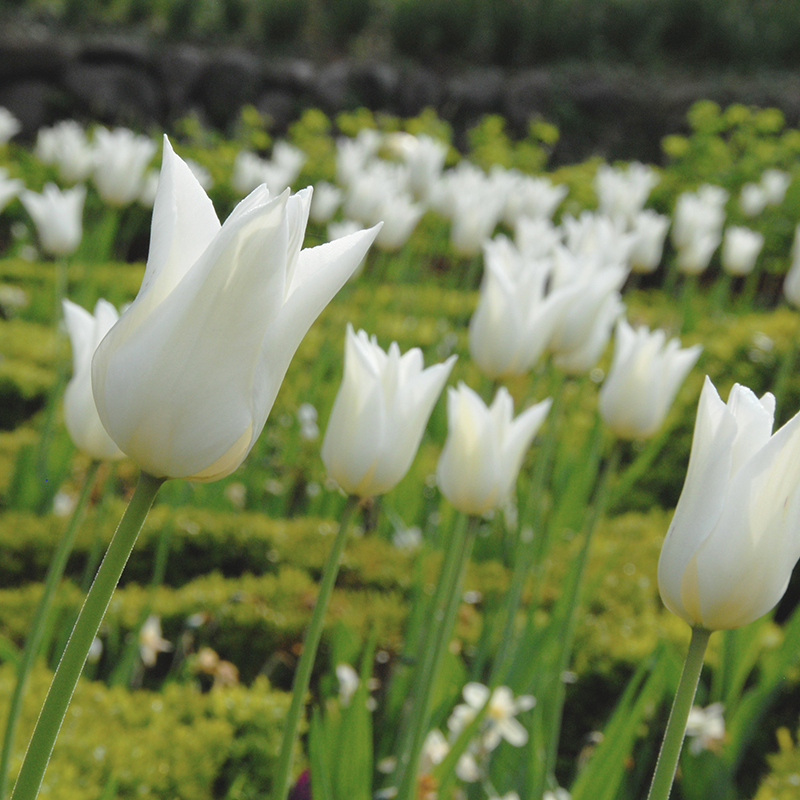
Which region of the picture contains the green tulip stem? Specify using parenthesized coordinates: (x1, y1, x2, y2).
(0, 459, 101, 800)
(9, 471, 164, 800)
(274, 494, 360, 800)
(647, 626, 712, 800)
(394, 513, 479, 800)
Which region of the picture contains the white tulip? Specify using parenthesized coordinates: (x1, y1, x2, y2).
(309, 181, 343, 223)
(62, 299, 126, 461)
(35, 120, 95, 184)
(595, 161, 659, 227)
(721, 225, 764, 276)
(599, 320, 701, 439)
(21, 183, 86, 257)
(92, 127, 157, 206)
(92, 137, 379, 481)
(628, 210, 670, 273)
(761, 168, 790, 206)
(468, 242, 572, 379)
(436, 384, 551, 515)
(739, 182, 767, 217)
(321, 324, 455, 497)
(658, 377, 800, 630)
(0, 107, 21, 144)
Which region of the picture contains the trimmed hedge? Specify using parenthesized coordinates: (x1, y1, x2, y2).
(0, 664, 293, 799)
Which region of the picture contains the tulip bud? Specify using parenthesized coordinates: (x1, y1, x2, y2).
(92, 137, 379, 481)
(658, 377, 800, 630)
(599, 320, 701, 439)
(321, 324, 455, 497)
(436, 383, 551, 515)
(62, 299, 126, 461)
(21, 183, 86, 258)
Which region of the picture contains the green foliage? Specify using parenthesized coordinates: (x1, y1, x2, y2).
(0, 664, 291, 799)
(753, 726, 800, 800)
(467, 114, 554, 174)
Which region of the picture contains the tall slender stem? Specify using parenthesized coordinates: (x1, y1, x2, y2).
(9, 471, 164, 800)
(647, 626, 712, 800)
(274, 494, 360, 800)
(395, 514, 479, 800)
(0, 460, 101, 800)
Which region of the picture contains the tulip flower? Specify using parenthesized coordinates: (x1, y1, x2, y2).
(468, 240, 571, 378)
(739, 182, 767, 217)
(321, 324, 455, 497)
(437, 383, 551, 515)
(62, 299, 126, 461)
(599, 320, 702, 439)
(21, 183, 86, 258)
(35, 120, 95, 184)
(595, 161, 659, 227)
(672, 186, 727, 274)
(0, 107, 21, 144)
(761, 168, 790, 206)
(721, 225, 764, 276)
(658, 377, 800, 630)
(309, 181, 343, 223)
(92, 127, 157, 206)
(92, 137, 379, 482)
(628, 209, 670, 274)
(373, 192, 425, 251)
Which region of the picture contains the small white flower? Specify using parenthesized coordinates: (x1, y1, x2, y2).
(685, 702, 725, 754)
(336, 663, 360, 706)
(138, 615, 173, 667)
(447, 682, 535, 752)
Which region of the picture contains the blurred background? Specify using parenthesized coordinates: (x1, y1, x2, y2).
(2, 0, 800, 165)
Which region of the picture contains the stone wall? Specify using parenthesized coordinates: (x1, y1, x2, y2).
(4, 30, 800, 164)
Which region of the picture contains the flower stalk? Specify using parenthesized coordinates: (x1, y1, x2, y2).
(394, 513, 480, 800)
(10, 471, 164, 800)
(274, 494, 360, 800)
(647, 626, 712, 800)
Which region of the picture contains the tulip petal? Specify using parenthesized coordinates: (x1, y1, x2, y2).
(253, 225, 381, 439)
(138, 137, 220, 312)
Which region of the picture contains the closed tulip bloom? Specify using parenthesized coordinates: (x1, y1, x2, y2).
(21, 183, 86, 257)
(92, 138, 379, 481)
(437, 383, 551, 515)
(658, 377, 800, 630)
(599, 320, 702, 439)
(721, 225, 764, 276)
(321, 324, 456, 497)
(62, 299, 125, 461)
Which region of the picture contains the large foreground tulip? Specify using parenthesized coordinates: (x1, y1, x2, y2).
(321, 325, 455, 497)
(658, 377, 800, 630)
(93, 137, 379, 481)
